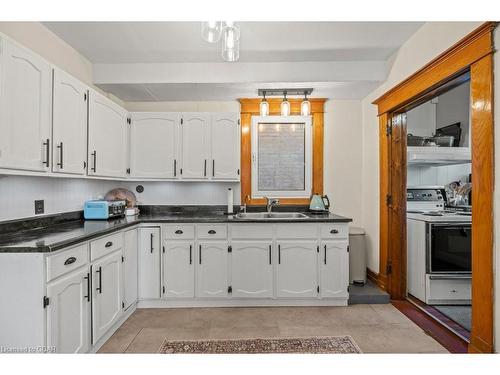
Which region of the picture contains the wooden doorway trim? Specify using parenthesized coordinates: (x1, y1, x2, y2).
(372, 22, 496, 353)
(238, 98, 326, 206)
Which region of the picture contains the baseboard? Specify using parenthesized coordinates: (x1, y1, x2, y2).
(137, 298, 348, 308)
(367, 268, 388, 292)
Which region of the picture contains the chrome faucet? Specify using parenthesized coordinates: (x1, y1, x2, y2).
(265, 197, 280, 213)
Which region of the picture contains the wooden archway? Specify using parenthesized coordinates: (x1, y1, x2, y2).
(373, 22, 496, 353)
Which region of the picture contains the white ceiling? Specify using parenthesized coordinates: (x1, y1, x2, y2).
(43, 22, 424, 101)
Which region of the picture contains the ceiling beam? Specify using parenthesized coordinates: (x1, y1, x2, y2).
(93, 61, 387, 85)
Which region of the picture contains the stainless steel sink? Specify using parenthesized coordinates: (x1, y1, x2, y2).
(235, 212, 309, 220)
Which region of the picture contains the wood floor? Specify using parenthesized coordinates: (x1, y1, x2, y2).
(98, 304, 448, 353)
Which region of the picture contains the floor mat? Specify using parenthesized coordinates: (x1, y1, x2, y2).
(433, 305, 471, 331)
(158, 336, 362, 354)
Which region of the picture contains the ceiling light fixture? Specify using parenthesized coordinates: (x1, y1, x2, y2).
(281, 92, 290, 116)
(260, 91, 269, 116)
(221, 22, 240, 62)
(301, 92, 311, 116)
(201, 22, 223, 43)
(201, 21, 240, 62)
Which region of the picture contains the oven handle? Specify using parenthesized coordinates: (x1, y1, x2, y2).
(429, 274, 471, 280)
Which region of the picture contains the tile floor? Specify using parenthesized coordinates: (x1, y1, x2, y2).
(98, 304, 448, 354)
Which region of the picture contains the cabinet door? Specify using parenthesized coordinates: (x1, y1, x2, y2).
(196, 241, 228, 298)
(52, 68, 88, 175)
(163, 241, 194, 298)
(92, 250, 123, 344)
(129, 113, 179, 178)
(123, 229, 138, 310)
(211, 113, 240, 180)
(0, 38, 51, 172)
(180, 113, 210, 179)
(138, 227, 161, 299)
(276, 241, 318, 298)
(231, 241, 273, 298)
(320, 241, 349, 298)
(46, 267, 91, 353)
(88, 90, 128, 178)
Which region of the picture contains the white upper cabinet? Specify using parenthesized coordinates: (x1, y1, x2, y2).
(276, 241, 318, 298)
(211, 113, 240, 180)
(52, 68, 88, 175)
(180, 113, 210, 179)
(0, 38, 52, 172)
(231, 241, 273, 298)
(129, 113, 179, 178)
(320, 241, 349, 298)
(88, 90, 128, 178)
(46, 267, 91, 353)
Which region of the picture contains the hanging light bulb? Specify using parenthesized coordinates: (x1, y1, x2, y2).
(281, 92, 290, 116)
(201, 22, 222, 43)
(221, 22, 240, 62)
(301, 91, 311, 116)
(260, 91, 269, 116)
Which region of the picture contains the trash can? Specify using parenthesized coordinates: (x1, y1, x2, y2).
(349, 227, 366, 285)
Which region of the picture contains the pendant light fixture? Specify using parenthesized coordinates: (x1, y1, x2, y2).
(301, 92, 311, 116)
(281, 92, 290, 116)
(221, 22, 240, 62)
(201, 22, 222, 43)
(260, 91, 269, 116)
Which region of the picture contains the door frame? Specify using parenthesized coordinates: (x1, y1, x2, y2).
(373, 22, 496, 353)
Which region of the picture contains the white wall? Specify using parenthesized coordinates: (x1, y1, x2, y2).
(360, 22, 481, 273)
(324, 100, 363, 226)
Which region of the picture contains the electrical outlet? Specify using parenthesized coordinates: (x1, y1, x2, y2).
(34, 200, 44, 215)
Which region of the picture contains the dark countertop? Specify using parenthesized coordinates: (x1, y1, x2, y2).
(0, 206, 352, 253)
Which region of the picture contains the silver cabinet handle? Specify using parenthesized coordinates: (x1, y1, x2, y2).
(96, 267, 102, 294)
(91, 151, 97, 172)
(57, 142, 63, 169)
(43, 139, 50, 167)
(64, 256, 76, 265)
(150, 233, 154, 253)
(269, 244, 272, 265)
(189, 245, 192, 265)
(324, 245, 327, 264)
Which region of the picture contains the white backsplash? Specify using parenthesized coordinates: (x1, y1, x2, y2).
(407, 163, 471, 187)
(0, 175, 241, 222)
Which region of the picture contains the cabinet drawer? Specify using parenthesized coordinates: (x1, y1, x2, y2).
(276, 224, 318, 239)
(47, 243, 89, 282)
(196, 224, 227, 239)
(230, 224, 273, 239)
(426, 276, 471, 303)
(320, 224, 349, 239)
(90, 232, 123, 261)
(165, 224, 194, 239)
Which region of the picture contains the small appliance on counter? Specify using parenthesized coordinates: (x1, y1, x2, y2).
(84, 200, 126, 220)
(104, 188, 139, 216)
(309, 194, 330, 213)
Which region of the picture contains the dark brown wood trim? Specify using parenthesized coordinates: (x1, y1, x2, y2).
(238, 98, 326, 206)
(374, 22, 496, 353)
(392, 300, 468, 353)
(366, 268, 379, 285)
(373, 22, 496, 115)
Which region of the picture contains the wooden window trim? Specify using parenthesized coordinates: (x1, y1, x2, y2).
(373, 22, 496, 353)
(239, 98, 326, 206)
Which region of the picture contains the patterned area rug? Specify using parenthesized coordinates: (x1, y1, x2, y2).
(158, 336, 362, 354)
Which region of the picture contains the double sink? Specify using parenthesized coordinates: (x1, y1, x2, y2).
(235, 212, 309, 220)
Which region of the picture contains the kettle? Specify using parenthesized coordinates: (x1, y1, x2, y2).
(309, 194, 330, 213)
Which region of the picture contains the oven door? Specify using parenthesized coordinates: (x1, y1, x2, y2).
(427, 223, 471, 273)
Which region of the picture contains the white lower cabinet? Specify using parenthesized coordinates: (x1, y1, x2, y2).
(320, 241, 349, 298)
(196, 241, 229, 298)
(276, 241, 319, 298)
(123, 229, 138, 310)
(138, 227, 161, 299)
(163, 241, 195, 298)
(231, 241, 273, 298)
(92, 250, 123, 344)
(46, 267, 91, 353)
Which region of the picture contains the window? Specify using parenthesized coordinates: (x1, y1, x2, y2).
(251, 116, 312, 198)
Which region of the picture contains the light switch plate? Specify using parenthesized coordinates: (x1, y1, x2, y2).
(34, 200, 44, 215)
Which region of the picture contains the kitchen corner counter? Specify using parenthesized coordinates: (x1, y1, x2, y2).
(0, 206, 352, 253)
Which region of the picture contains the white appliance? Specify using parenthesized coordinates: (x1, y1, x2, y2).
(406, 187, 471, 305)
